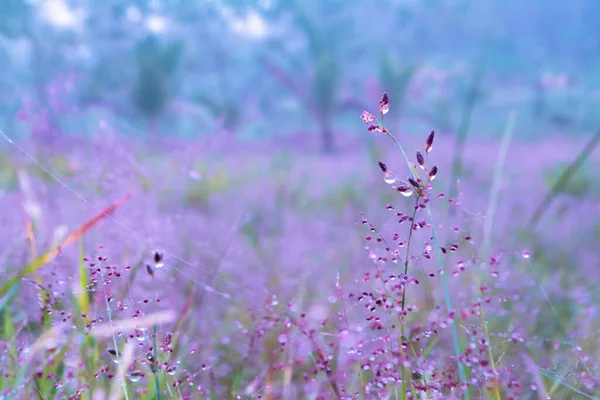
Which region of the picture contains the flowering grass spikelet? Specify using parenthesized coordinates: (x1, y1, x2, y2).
(379, 92, 390, 115)
(361, 111, 376, 124)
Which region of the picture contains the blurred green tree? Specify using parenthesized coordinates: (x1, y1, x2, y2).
(132, 34, 184, 137)
(0, 0, 31, 38)
(259, 1, 351, 153)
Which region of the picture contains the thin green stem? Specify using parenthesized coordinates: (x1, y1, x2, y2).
(401, 202, 420, 310)
(100, 266, 129, 400)
(425, 204, 468, 394)
(529, 128, 600, 228)
(478, 112, 517, 399)
(153, 324, 162, 400)
(400, 200, 419, 399)
(482, 111, 517, 256)
(383, 127, 469, 399)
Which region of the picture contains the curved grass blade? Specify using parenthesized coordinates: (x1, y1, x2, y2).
(529, 128, 600, 228)
(0, 193, 132, 297)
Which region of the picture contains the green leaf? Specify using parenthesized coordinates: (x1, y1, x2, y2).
(78, 239, 91, 315)
(230, 366, 244, 399)
(0, 283, 20, 315)
(3, 307, 15, 339)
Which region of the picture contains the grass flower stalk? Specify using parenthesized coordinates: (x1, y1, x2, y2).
(99, 258, 130, 400)
(372, 96, 469, 398)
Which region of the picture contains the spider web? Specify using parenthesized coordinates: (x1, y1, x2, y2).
(0, 124, 272, 307)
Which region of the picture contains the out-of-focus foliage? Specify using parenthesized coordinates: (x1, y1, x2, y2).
(1, 0, 600, 145)
(3, 2, 600, 399)
(0, 0, 32, 38)
(132, 35, 184, 131)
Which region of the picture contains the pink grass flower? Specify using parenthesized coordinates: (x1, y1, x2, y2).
(367, 124, 383, 133)
(361, 111, 376, 124)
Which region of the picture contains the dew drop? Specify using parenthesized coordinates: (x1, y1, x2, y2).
(166, 366, 177, 376)
(153, 249, 164, 268)
(136, 329, 146, 342)
(128, 371, 144, 382)
(383, 172, 396, 184)
(278, 334, 287, 345)
(400, 189, 413, 197)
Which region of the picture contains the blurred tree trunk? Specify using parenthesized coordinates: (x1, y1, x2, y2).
(319, 113, 334, 153)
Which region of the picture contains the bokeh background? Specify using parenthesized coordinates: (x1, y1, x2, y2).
(2, 0, 600, 145)
(1, 1, 600, 398)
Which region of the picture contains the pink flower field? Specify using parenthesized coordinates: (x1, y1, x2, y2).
(2, 1, 600, 399)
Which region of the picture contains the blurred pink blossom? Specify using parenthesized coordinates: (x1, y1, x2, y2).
(361, 111, 376, 124)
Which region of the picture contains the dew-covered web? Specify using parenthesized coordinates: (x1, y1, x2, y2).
(0, 125, 284, 397)
(0, 126, 271, 304)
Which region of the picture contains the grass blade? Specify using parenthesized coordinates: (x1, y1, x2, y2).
(386, 133, 469, 399)
(0, 193, 132, 297)
(478, 111, 517, 399)
(529, 128, 600, 228)
(77, 238, 91, 319)
(448, 64, 485, 202)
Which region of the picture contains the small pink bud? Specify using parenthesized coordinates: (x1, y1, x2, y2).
(425, 130, 435, 153)
(428, 165, 438, 182)
(379, 93, 389, 115)
(416, 151, 425, 169)
(396, 185, 412, 196)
